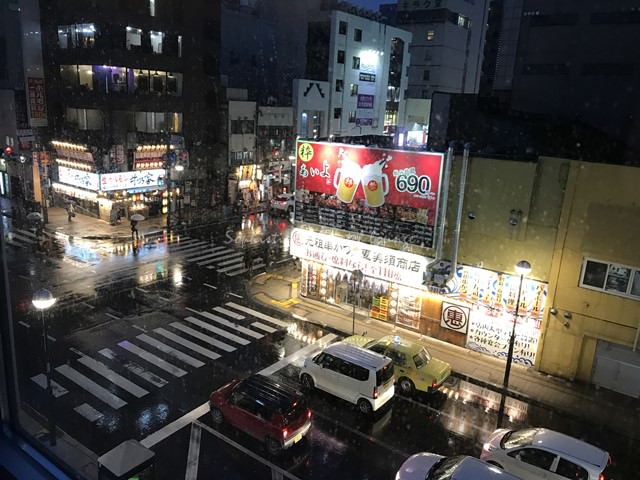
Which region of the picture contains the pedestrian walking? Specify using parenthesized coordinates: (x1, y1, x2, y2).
(130, 219, 139, 240)
(244, 247, 253, 272)
(67, 203, 75, 221)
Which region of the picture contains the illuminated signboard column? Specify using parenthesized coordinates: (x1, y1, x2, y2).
(295, 140, 444, 249)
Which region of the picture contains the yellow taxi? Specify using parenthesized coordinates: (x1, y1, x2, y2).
(343, 335, 451, 396)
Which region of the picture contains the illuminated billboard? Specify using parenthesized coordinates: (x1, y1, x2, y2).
(295, 141, 444, 248)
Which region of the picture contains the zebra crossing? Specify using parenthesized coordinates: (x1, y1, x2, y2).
(30, 302, 292, 424)
(164, 234, 267, 277)
(2, 226, 62, 252)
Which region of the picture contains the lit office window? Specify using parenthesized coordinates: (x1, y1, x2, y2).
(427, 30, 435, 41)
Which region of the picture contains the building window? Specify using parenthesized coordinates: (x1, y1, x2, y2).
(423, 70, 430, 81)
(150, 31, 164, 54)
(424, 49, 432, 61)
(352, 56, 360, 69)
(334, 108, 342, 119)
(354, 28, 362, 42)
(580, 258, 640, 299)
(335, 79, 343, 92)
(421, 89, 430, 98)
(337, 50, 345, 64)
(57, 23, 96, 49)
(350, 84, 358, 96)
(427, 30, 435, 41)
(339, 21, 347, 34)
(126, 26, 143, 50)
(348, 111, 356, 123)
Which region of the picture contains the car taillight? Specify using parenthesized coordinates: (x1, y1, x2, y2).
(307, 409, 312, 419)
(373, 386, 378, 399)
(431, 380, 437, 389)
(598, 475, 605, 480)
(282, 428, 289, 438)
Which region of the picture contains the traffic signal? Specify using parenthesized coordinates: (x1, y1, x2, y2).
(3, 146, 13, 156)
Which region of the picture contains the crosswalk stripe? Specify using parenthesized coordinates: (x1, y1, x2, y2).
(154, 327, 225, 360)
(251, 322, 277, 333)
(137, 333, 207, 367)
(206, 310, 263, 340)
(213, 306, 244, 320)
(74, 403, 104, 423)
(30, 374, 69, 397)
(227, 267, 249, 277)
(225, 302, 290, 328)
(55, 364, 127, 409)
(216, 257, 244, 268)
(216, 263, 247, 273)
(171, 321, 242, 350)
(258, 333, 338, 377)
(179, 317, 247, 346)
(196, 252, 243, 267)
(77, 355, 149, 398)
(98, 348, 169, 388)
(117, 340, 187, 377)
(170, 243, 211, 255)
(184, 246, 227, 262)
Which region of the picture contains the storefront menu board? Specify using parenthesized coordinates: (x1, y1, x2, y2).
(295, 141, 444, 248)
(290, 228, 430, 287)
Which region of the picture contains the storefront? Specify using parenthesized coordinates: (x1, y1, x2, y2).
(290, 228, 547, 368)
(230, 164, 265, 208)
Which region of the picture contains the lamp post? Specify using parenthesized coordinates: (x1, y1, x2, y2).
(32, 288, 57, 446)
(497, 260, 531, 428)
(351, 270, 364, 335)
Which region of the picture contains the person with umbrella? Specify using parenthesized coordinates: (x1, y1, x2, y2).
(66, 202, 75, 221)
(130, 213, 145, 241)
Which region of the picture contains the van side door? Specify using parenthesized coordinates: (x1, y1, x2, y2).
(338, 360, 370, 404)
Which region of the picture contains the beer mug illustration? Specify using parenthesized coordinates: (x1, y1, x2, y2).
(362, 162, 389, 207)
(333, 160, 362, 203)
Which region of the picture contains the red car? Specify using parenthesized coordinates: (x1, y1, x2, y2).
(209, 374, 312, 455)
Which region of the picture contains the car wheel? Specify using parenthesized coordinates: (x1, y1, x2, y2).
(265, 436, 281, 456)
(300, 373, 314, 390)
(210, 406, 224, 426)
(398, 377, 415, 396)
(357, 398, 373, 415)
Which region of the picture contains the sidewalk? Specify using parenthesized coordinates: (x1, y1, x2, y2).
(248, 264, 640, 441)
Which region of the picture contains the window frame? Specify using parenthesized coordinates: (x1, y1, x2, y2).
(579, 257, 640, 300)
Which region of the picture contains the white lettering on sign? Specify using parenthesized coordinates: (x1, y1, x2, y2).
(100, 169, 166, 191)
(58, 166, 100, 190)
(289, 228, 430, 286)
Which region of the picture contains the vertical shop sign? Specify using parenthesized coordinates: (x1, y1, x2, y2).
(27, 78, 48, 127)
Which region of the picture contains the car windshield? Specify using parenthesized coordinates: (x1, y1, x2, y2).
(502, 429, 537, 449)
(427, 455, 464, 480)
(413, 348, 431, 368)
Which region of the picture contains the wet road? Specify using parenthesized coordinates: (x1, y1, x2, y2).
(3, 214, 637, 479)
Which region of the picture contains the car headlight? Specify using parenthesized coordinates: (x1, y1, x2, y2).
(482, 442, 495, 452)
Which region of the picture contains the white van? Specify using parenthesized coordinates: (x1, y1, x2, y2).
(299, 342, 395, 414)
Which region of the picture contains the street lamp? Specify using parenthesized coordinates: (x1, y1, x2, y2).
(497, 260, 531, 428)
(351, 270, 364, 335)
(32, 288, 57, 446)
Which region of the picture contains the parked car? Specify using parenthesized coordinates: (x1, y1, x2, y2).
(208, 374, 312, 455)
(299, 341, 395, 415)
(481, 427, 612, 480)
(343, 334, 451, 395)
(270, 192, 295, 215)
(396, 453, 522, 480)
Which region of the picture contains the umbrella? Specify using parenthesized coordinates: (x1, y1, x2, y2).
(130, 213, 145, 221)
(26, 212, 43, 222)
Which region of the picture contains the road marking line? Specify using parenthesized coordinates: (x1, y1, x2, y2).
(18, 321, 30, 328)
(81, 302, 95, 309)
(158, 296, 171, 302)
(184, 422, 201, 480)
(177, 318, 245, 348)
(74, 403, 104, 423)
(117, 340, 187, 377)
(154, 327, 224, 360)
(197, 309, 262, 339)
(213, 306, 244, 320)
(251, 322, 277, 334)
(228, 292, 242, 299)
(225, 303, 290, 328)
(140, 402, 210, 448)
(137, 333, 206, 368)
(259, 333, 337, 377)
(55, 364, 127, 409)
(106, 313, 120, 320)
(203, 283, 217, 290)
(99, 348, 168, 388)
(136, 287, 149, 293)
(77, 355, 149, 398)
(30, 374, 68, 397)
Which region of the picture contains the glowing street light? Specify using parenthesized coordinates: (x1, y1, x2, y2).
(497, 260, 531, 428)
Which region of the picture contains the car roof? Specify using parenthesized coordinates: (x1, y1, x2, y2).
(454, 456, 521, 480)
(377, 335, 423, 355)
(239, 374, 304, 412)
(324, 342, 392, 369)
(528, 428, 609, 468)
